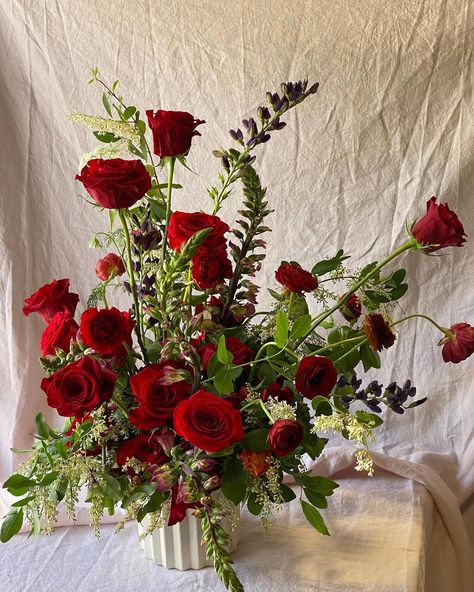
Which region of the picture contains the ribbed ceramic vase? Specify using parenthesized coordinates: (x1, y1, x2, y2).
(138, 507, 240, 570)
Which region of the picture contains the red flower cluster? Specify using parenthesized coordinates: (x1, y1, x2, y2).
(116, 432, 169, 468)
(23, 279, 79, 323)
(146, 110, 205, 158)
(168, 211, 232, 289)
(80, 307, 135, 358)
(40, 311, 79, 356)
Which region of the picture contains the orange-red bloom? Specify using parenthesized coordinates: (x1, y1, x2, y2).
(363, 313, 396, 351)
(239, 450, 272, 477)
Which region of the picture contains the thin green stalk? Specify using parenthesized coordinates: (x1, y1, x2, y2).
(296, 238, 418, 347)
(161, 157, 176, 266)
(391, 313, 453, 337)
(332, 339, 368, 364)
(313, 335, 366, 355)
(118, 209, 149, 363)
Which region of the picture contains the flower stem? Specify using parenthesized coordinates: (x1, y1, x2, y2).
(161, 157, 176, 266)
(391, 313, 453, 337)
(118, 209, 148, 363)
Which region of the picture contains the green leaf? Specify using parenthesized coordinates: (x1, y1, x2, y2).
(213, 368, 234, 395)
(360, 342, 381, 372)
(93, 131, 121, 143)
(100, 474, 122, 502)
(311, 396, 333, 416)
(102, 92, 112, 116)
(207, 446, 235, 458)
(296, 474, 339, 495)
(247, 493, 263, 516)
(0, 508, 24, 542)
(221, 458, 248, 504)
(39, 472, 59, 487)
(312, 249, 350, 276)
(301, 500, 329, 535)
(289, 314, 312, 340)
(3, 474, 36, 490)
(123, 106, 136, 119)
(302, 433, 328, 459)
(35, 413, 54, 439)
(239, 429, 270, 452)
(216, 335, 233, 365)
(11, 496, 34, 508)
(275, 310, 289, 348)
(280, 484, 297, 502)
(355, 411, 384, 428)
(304, 489, 328, 509)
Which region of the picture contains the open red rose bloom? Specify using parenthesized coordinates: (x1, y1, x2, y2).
(6, 74, 471, 592)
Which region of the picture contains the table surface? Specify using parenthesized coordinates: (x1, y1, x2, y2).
(0, 473, 432, 592)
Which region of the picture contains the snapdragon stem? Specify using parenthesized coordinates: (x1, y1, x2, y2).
(296, 238, 418, 347)
(118, 209, 148, 363)
(391, 313, 452, 337)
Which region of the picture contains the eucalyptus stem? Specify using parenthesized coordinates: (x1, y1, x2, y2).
(117, 209, 148, 363)
(391, 313, 453, 337)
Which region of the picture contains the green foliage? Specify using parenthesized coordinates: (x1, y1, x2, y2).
(300, 500, 329, 535)
(274, 310, 289, 347)
(312, 249, 350, 276)
(239, 429, 270, 452)
(221, 458, 248, 504)
(0, 508, 24, 542)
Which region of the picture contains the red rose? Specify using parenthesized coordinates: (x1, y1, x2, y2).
(41, 356, 116, 417)
(441, 323, 474, 363)
(173, 389, 245, 453)
(167, 211, 229, 253)
(412, 197, 466, 252)
(40, 311, 79, 356)
(116, 433, 169, 467)
(268, 419, 304, 457)
(261, 382, 295, 405)
(192, 251, 232, 289)
(95, 253, 126, 281)
(295, 355, 337, 398)
(80, 307, 135, 357)
(198, 337, 254, 371)
(75, 158, 151, 209)
(146, 110, 205, 158)
(128, 361, 192, 430)
(23, 279, 79, 323)
(275, 263, 318, 293)
(340, 293, 362, 321)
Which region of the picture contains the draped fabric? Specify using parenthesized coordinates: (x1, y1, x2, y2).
(0, 1, 472, 590)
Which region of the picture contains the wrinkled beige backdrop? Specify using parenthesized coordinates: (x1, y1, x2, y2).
(0, 0, 473, 587)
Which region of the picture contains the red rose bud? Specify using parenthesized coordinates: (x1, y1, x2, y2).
(173, 389, 245, 453)
(41, 357, 116, 418)
(80, 307, 134, 358)
(23, 279, 79, 323)
(95, 253, 126, 281)
(268, 419, 304, 457)
(146, 110, 205, 158)
(295, 355, 337, 398)
(198, 337, 254, 372)
(239, 450, 272, 477)
(116, 433, 169, 467)
(261, 382, 295, 405)
(75, 158, 151, 209)
(149, 463, 180, 492)
(128, 361, 192, 430)
(275, 263, 318, 293)
(167, 211, 229, 253)
(440, 323, 474, 363)
(40, 311, 79, 356)
(191, 251, 233, 289)
(340, 293, 362, 321)
(412, 197, 466, 252)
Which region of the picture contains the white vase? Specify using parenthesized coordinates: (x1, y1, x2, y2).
(138, 507, 240, 570)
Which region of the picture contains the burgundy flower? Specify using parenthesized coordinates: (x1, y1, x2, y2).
(23, 279, 79, 324)
(192, 251, 232, 289)
(40, 356, 116, 418)
(440, 323, 474, 363)
(80, 307, 135, 357)
(168, 483, 201, 526)
(275, 263, 318, 293)
(167, 211, 229, 253)
(75, 158, 151, 209)
(340, 293, 362, 322)
(95, 253, 125, 281)
(295, 355, 337, 398)
(40, 311, 79, 356)
(363, 313, 396, 352)
(116, 433, 169, 467)
(412, 197, 466, 252)
(268, 419, 304, 457)
(261, 382, 295, 405)
(198, 337, 254, 371)
(146, 110, 205, 158)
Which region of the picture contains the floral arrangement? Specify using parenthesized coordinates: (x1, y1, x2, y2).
(2, 70, 472, 592)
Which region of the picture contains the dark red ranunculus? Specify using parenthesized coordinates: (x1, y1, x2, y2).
(261, 382, 295, 405)
(412, 197, 466, 252)
(23, 279, 79, 323)
(192, 251, 232, 289)
(268, 419, 304, 457)
(363, 313, 396, 352)
(40, 356, 116, 417)
(75, 158, 151, 209)
(167, 211, 229, 253)
(295, 355, 337, 398)
(440, 323, 474, 363)
(128, 361, 193, 430)
(173, 389, 245, 453)
(275, 263, 318, 293)
(340, 293, 362, 321)
(198, 337, 254, 371)
(95, 253, 126, 281)
(146, 110, 205, 158)
(116, 432, 169, 467)
(80, 307, 135, 357)
(40, 311, 79, 356)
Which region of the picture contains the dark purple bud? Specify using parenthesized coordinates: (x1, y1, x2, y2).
(366, 400, 382, 413)
(336, 375, 347, 388)
(260, 134, 271, 143)
(408, 397, 427, 408)
(308, 82, 319, 94)
(123, 281, 131, 293)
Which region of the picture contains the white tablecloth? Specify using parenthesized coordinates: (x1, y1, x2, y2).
(0, 473, 433, 592)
